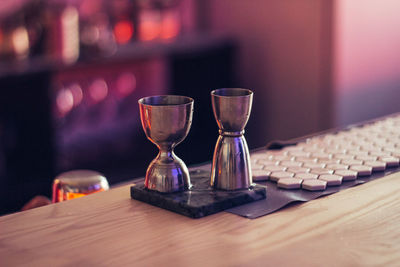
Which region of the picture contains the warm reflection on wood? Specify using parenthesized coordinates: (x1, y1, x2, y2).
(65, 189, 105, 201)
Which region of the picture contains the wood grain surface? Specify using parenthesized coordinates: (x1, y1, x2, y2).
(1, 172, 400, 266)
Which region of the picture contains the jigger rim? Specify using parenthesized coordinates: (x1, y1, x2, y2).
(211, 88, 253, 98)
(138, 95, 194, 107)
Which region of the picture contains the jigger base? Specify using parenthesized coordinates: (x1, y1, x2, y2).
(145, 158, 191, 193)
(132, 169, 266, 218)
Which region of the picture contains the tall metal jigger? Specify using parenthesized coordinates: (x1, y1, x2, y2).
(211, 88, 253, 190)
(138, 95, 193, 193)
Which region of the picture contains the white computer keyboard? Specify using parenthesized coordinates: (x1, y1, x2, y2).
(251, 114, 400, 191)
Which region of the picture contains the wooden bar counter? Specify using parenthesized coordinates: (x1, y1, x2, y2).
(1, 172, 400, 266)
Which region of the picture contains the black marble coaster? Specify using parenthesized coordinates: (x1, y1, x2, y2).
(130, 170, 267, 218)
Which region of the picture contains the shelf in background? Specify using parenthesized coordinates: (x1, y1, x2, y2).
(0, 34, 233, 79)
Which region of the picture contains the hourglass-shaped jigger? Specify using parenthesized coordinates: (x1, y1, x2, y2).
(139, 95, 193, 193)
(211, 88, 253, 190)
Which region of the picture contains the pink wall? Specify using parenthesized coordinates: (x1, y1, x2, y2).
(333, 0, 400, 125)
(209, 0, 400, 143)
(209, 0, 332, 146)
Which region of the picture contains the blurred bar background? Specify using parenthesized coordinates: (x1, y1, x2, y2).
(0, 0, 399, 214)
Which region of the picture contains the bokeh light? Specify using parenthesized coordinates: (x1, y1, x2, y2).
(89, 78, 108, 102)
(116, 72, 136, 98)
(56, 88, 74, 116)
(69, 83, 83, 106)
(114, 20, 134, 44)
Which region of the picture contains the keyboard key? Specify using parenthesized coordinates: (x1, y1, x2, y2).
(339, 145, 361, 152)
(340, 159, 363, 166)
(383, 147, 400, 155)
(270, 155, 294, 161)
(269, 171, 294, 182)
(287, 151, 310, 157)
(333, 153, 354, 160)
(383, 142, 398, 149)
(303, 147, 324, 153)
(252, 170, 271, 181)
(349, 165, 372, 176)
(257, 159, 279, 166)
(318, 174, 343, 186)
(317, 158, 341, 165)
(325, 164, 349, 171)
(266, 150, 288, 157)
(303, 162, 326, 169)
(324, 148, 346, 154)
(312, 153, 332, 160)
(302, 179, 327, 191)
(264, 165, 287, 172)
(310, 168, 334, 175)
(252, 164, 264, 170)
(346, 150, 369, 156)
(279, 160, 303, 168)
(295, 156, 318, 163)
(287, 167, 310, 173)
(363, 161, 386, 172)
(277, 178, 303, 189)
(379, 157, 399, 167)
(355, 155, 378, 162)
(294, 173, 318, 180)
(360, 145, 381, 152)
(369, 151, 391, 158)
(391, 152, 400, 158)
(334, 170, 357, 181)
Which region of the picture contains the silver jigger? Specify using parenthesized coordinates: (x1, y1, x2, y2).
(138, 95, 193, 193)
(211, 88, 253, 190)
